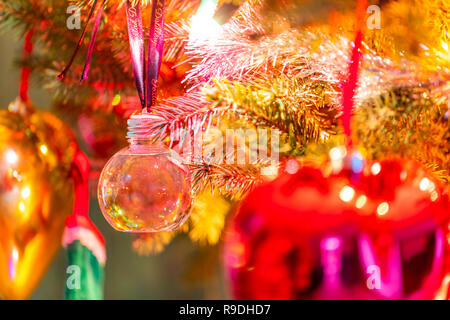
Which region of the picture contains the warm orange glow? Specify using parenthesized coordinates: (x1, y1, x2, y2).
(5, 149, 18, 165)
(329, 147, 346, 161)
(400, 170, 407, 180)
(420, 177, 431, 191)
(39, 144, 48, 155)
(21, 186, 30, 199)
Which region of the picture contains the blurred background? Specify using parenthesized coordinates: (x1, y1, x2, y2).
(0, 32, 228, 300)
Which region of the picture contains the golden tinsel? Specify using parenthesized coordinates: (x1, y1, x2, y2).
(188, 191, 231, 245)
(132, 231, 176, 255)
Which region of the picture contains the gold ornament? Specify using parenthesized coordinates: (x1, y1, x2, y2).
(0, 99, 77, 300)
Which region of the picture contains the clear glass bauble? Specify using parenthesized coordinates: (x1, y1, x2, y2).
(98, 139, 192, 233)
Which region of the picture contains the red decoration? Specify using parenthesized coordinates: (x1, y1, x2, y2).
(78, 111, 127, 159)
(224, 157, 449, 300)
(19, 30, 34, 103)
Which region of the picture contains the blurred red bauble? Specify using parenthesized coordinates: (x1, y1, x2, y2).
(78, 111, 127, 159)
(224, 155, 449, 300)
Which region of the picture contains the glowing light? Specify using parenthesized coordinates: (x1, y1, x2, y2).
(371, 162, 381, 175)
(9, 247, 19, 279)
(226, 241, 246, 269)
(429, 182, 435, 191)
(285, 159, 299, 174)
(430, 191, 439, 202)
(321, 236, 342, 251)
(112, 94, 121, 106)
(18, 202, 25, 212)
(339, 186, 355, 202)
(355, 195, 367, 209)
(260, 164, 278, 178)
(5, 149, 18, 165)
(12, 248, 19, 262)
(351, 151, 364, 173)
(11, 170, 22, 182)
(442, 41, 449, 52)
(419, 177, 431, 191)
(189, 0, 222, 42)
(21, 186, 31, 199)
(329, 147, 346, 161)
(400, 170, 407, 180)
(377, 202, 389, 216)
(320, 131, 330, 141)
(40, 144, 48, 155)
(320, 236, 342, 275)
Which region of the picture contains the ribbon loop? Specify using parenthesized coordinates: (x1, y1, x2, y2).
(126, 0, 146, 107)
(146, 0, 166, 109)
(341, 0, 367, 146)
(81, 1, 106, 82)
(19, 29, 34, 103)
(58, 0, 99, 80)
(125, 0, 166, 111)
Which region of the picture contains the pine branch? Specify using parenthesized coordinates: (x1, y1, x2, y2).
(183, 0, 354, 85)
(355, 84, 450, 184)
(138, 73, 339, 159)
(206, 77, 339, 152)
(145, 93, 218, 142)
(189, 161, 264, 199)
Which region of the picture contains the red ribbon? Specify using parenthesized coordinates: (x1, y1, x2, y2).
(19, 29, 34, 103)
(125, 0, 166, 111)
(81, 1, 106, 82)
(66, 151, 104, 245)
(125, 0, 146, 107)
(58, 0, 105, 81)
(341, 0, 367, 146)
(147, 0, 166, 109)
(58, 0, 98, 80)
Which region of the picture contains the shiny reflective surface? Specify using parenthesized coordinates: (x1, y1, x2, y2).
(0, 103, 77, 300)
(98, 143, 192, 233)
(224, 156, 449, 300)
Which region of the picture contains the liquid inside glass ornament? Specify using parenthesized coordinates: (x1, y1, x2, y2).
(98, 114, 192, 232)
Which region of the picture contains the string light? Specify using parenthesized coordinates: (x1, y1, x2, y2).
(189, 0, 222, 42)
(371, 162, 381, 175)
(321, 236, 342, 251)
(39, 144, 48, 155)
(377, 202, 389, 216)
(285, 159, 299, 174)
(329, 147, 346, 161)
(430, 191, 439, 202)
(355, 195, 367, 209)
(400, 171, 408, 180)
(5, 149, 18, 165)
(21, 186, 31, 199)
(339, 186, 355, 202)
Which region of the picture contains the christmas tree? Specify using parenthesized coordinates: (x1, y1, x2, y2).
(0, 0, 448, 300)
